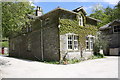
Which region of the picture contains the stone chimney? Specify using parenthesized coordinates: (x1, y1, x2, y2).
(36, 6, 43, 16)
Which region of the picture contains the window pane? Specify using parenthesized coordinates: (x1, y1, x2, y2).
(86, 37, 88, 40)
(90, 37, 94, 42)
(68, 35, 79, 50)
(68, 35, 72, 40)
(74, 41, 78, 50)
(68, 45, 72, 49)
(68, 41, 72, 44)
(90, 42, 93, 49)
(74, 36, 78, 40)
(68, 35, 73, 49)
(114, 26, 120, 32)
(86, 42, 89, 49)
(74, 35, 78, 50)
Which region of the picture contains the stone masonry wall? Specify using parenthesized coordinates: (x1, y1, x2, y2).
(9, 10, 60, 61)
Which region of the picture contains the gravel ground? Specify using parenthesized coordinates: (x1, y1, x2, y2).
(0, 56, 118, 78)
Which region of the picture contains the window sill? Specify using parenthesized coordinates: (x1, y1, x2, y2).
(67, 49, 79, 52)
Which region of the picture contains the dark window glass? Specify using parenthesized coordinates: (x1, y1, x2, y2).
(114, 26, 120, 32)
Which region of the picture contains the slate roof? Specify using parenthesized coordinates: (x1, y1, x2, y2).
(86, 16, 102, 22)
(99, 19, 120, 30)
(27, 7, 99, 22)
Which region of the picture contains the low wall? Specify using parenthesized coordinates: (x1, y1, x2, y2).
(64, 51, 93, 60)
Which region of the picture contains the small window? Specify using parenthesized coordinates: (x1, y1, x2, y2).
(78, 15, 83, 26)
(68, 34, 79, 50)
(113, 26, 120, 33)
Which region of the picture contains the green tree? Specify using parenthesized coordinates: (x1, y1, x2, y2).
(2, 1, 35, 38)
(104, 6, 114, 21)
(90, 4, 110, 28)
(113, 1, 120, 19)
(90, 2, 120, 28)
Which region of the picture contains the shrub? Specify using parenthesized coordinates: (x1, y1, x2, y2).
(93, 40, 101, 55)
(93, 32, 108, 56)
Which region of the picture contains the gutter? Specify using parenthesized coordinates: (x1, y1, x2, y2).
(40, 19, 44, 61)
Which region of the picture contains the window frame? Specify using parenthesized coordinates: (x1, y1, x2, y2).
(68, 35, 73, 50)
(78, 15, 83, 26)
(113, 25, 120, 33)
(67, 33, 79, 51)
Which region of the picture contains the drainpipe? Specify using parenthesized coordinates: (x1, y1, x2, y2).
(40, 19, 44, 61)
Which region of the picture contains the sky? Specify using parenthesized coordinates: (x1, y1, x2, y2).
(30, 0, 119, 16)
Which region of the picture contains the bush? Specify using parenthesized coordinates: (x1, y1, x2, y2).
(95, 53, 104, 58)
(67, 59, 80, 64)
(93, 41, 101, 55)
(90, 53, 104, 59)
(44, 61, 60, 64)
(93, 32, 108, 56)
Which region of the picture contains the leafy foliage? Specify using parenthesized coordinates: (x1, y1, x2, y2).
(2, 1, 35, 38)
(60, 19, 98, 48)
(0, 41, 9, 47)
(93, 32, 108, 55)
(114, 2, 120, 19)
(90, 2, 120, 27)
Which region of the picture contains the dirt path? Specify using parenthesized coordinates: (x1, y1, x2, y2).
(0, 56, 118, 78)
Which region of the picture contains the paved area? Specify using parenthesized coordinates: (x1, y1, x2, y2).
(0, 56, 118, 78)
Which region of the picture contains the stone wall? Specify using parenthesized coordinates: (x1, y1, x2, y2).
(9, 10, 60, 61)
(101, 25, 120, 55)
(9, 30, 42, 60)
(60, 34, 68, 60)
(9, 8, 98, 61)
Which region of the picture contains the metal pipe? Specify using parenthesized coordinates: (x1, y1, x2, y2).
(40, 19, 44, 61)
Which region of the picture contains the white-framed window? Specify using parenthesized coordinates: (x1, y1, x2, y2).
(86, 35, 94, 50)
(78, 15, 83, 26)
(113, 25, 120, 33)
(67, 34, 79, 50)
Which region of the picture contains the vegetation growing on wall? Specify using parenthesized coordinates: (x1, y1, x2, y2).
(59, 19, 98, 49)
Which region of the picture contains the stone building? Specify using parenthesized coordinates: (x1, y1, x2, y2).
(99, 20, 120, 56)
(9, 6, 99, 61)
